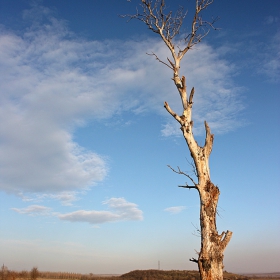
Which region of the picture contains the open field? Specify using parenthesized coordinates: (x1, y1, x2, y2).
(11, 272, 280, 280)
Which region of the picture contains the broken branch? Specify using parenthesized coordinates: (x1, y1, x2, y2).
(164, 102, 182, 123)
(178, 185, 197, 189)
(220, 230, 233, 252)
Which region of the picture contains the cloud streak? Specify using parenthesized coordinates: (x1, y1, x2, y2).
(259, 30, 280, 83)
(58, 198, 143, 224)
(164, 206, 186, 214)
(12, 205, 51, 216)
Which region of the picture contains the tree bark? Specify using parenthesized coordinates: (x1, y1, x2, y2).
(198, 179, 232, 280)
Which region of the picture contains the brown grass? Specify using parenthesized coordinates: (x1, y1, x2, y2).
(10, 270, 280, 280)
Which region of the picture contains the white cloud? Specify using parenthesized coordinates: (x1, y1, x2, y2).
(58, 197, 143, 224)
(164, 206, 186, 214)
(12, 205, 51, 216)
(0, 4, 243, 196)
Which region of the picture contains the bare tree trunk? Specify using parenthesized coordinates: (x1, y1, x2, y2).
(165, 78, 232, 280)
(124, 1, 233, 279)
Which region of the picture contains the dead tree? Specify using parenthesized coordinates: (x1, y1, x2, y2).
(123, 1, 232, 279)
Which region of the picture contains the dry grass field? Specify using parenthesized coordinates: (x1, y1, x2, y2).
(38, 270, 280, 280)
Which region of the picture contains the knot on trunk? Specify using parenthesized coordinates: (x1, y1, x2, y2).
(204, 180, 220, 204)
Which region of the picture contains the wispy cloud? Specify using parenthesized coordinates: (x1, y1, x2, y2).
(11, 205, 52, 216)
(58, 197, 143, 224)
(258, 30, 280, 83)
(161, 122, 181, 137)
(0, 4, 243, 197)
(232, 20, 280, 84)
(40, 192, 79, 206)
(17, 191, 79, 206)
(263, 16, 279, 25)
(164, 206, 186, 214)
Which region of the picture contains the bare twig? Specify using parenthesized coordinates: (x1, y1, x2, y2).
(122, 0, 218, 71)
(186, 157, 198, 178)
(191, 222, 201, 237)
(189, 257, 198, 263)
(216, 205, 225, 219)
(167, 165, 197, 186)
(146, 52, 173, 70)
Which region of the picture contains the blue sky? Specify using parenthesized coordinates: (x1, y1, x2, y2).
(0, 0, 279, 275)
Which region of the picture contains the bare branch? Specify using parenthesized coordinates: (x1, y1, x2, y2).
(189, 258, 198, 263)
(191, 222, 201, 237)
(218, 231, 225, 241)
(192, 222, 201, 232)
(122, 0, 179, 58)
(167, 165, 197, 186)
(220, 230, 233, 252)
(178, 185, 196, 189)
(146, 52, 173, 70)
(189, 87, 195, 104)
(216, 205, 225, 219)
(179, 0, 219, 59)
(164, 102, 182, 123)
(203, 121, 214, 156)
(167, 57, 175, 70)
(122, 0, 217, 72)
(186, 157, 198, 178)
(178, 75, 188, 110)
